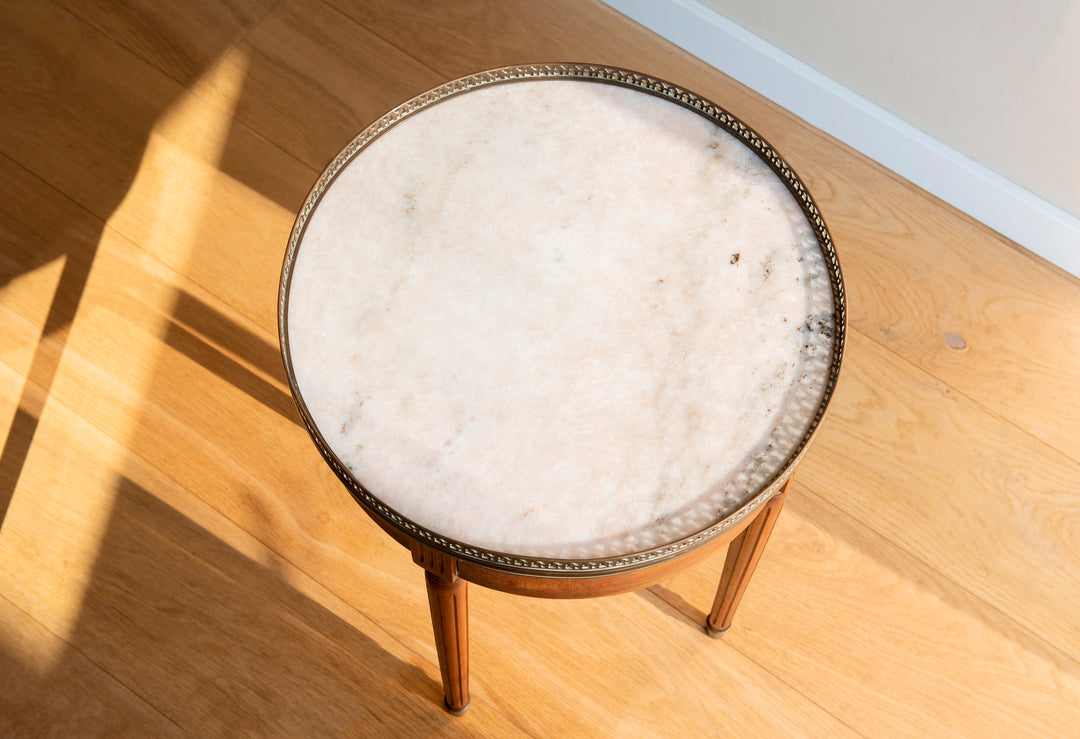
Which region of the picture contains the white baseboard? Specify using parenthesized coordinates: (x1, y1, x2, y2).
(603, 0, 1080, 278)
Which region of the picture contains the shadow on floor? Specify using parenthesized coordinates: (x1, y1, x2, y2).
(0, 476, 488, 736)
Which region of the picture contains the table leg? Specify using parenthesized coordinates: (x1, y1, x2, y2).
(706, 479, 790, 637)
(414, 544, 470, 714)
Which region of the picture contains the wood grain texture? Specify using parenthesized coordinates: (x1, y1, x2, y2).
(0, 0, 179, 222)
(51, 0, 277, 86)
(0, 594, 181, 736)
(196, 0, 442, 171)
(664, 484, 1080, 736)
(801, 332, 1080, 658)
(2, 0, 1079, 735)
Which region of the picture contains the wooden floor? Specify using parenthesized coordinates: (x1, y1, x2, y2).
(2, 1, 1079, 735)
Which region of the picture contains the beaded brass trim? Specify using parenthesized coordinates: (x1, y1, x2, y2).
(278, 64, 846, 577)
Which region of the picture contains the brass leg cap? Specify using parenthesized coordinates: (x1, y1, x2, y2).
(445, 699, 470, 716)
(705, 622, 730, 639)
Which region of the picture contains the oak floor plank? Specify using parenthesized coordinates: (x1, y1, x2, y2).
(0, 0, 311, 330)
(0, 154, 105, 378)
(5, 0, 1080, 735)
(0, 235, 63, 380)
(0, 0, 180, 223)
(814, 159, 1080, 465)
(194, 0, 443, 171)
(325, 0, 696, 81)
(52, 0, 278, 87)
(0, 594, 182, 738)
(99, 83, 310, 332)
(800, 331, 1080, 659)
(466, 586, 861, 737)
(663, 485, 1080, 736)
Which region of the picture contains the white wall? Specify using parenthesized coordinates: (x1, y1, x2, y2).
(696, 0, 1080, 218)
(603, 0, 1080, 276)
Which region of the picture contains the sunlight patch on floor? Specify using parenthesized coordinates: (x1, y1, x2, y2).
(0, 256, 68, 378)
(0, 48, 251, 673)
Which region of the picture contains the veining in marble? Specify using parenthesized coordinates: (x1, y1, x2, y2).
(286, 78, 835, 559)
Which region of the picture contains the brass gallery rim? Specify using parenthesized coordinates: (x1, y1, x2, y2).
(278, 63, 847, 577)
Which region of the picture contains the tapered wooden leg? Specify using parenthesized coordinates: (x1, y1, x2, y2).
(706, 480, 790, 637)
(413, 544, 469, 714)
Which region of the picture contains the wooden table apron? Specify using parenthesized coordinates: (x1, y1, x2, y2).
(355, 464, 794, 599)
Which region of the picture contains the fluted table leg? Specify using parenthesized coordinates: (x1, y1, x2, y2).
(414, 544, 469, 714)
(706, 479, 790, 637)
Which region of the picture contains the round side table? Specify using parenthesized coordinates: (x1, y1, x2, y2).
(279, 65, 845, 714)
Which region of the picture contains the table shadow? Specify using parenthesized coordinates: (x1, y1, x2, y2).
(163, 291, 300, 426)
(0, 476, 484, 736)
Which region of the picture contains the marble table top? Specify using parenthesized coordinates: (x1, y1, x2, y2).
(281, 66, 843, 566)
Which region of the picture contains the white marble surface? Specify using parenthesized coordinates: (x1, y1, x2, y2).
(286, 78, 835, 559)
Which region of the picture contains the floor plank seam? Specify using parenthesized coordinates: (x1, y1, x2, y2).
(0, 591, 185, 732)
(47, 0, 283, 95)
(794, 481, 1080, 672)
(851, 323, 1080, 470)
(724, 635, 870, 738)
(316, 1, 451, 83)
(0, 153, 108, 244)
(180, 83, 317, 186)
